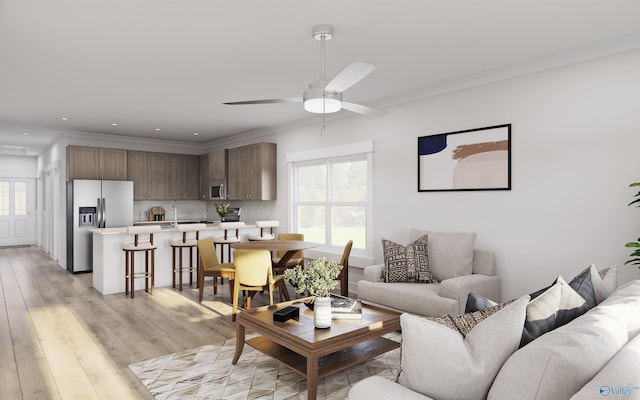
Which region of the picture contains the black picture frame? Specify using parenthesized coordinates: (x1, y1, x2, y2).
(418, 124, 511, 192)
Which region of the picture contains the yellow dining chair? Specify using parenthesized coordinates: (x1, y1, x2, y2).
(272, 233, 304, 274)
(337, 240, 353, 297)
(197, 237, 236, 303)
(232, 249, 284, 321)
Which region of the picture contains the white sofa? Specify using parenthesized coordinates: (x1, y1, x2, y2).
(349, 279, 640, 400)
(358, 229, 500, 316)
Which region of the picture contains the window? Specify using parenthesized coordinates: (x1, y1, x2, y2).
(289, 142, 372, 254)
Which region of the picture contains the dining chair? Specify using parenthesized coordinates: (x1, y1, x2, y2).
(232, 249, 284, 321)
(197, 237, 236, 303)
(272, 233, 305, 272)
(337, 240, 353, 297)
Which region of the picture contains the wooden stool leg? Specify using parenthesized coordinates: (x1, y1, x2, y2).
(151, 249, 155, 295)
(172, 246, 176, 288)
(145, 250, 149, 293)
(188, 246, 193, 286)
(179, 246, 183, 291)
(125, 251, 129, 296)
(130, 251, 135, 299)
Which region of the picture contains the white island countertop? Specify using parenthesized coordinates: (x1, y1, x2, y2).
(91, 221, 262, 295)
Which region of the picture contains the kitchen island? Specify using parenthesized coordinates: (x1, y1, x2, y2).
(90, 222, 263, 295)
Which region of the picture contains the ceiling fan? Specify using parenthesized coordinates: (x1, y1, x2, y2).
(223, 24, 386, 117)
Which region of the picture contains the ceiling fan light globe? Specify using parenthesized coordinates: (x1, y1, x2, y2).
(304, 97, 341, 113)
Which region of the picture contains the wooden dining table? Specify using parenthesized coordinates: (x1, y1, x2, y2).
(230, 240, 317, 301)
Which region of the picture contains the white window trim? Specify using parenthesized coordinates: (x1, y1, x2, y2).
(287, 141, 374, 260)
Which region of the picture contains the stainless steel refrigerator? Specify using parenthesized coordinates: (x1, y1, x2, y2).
(67, 179, 134, 273)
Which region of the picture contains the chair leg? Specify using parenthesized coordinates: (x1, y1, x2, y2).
(213, 274, 218, 295)
(232, 281, 239, 322)
(144, 250, 149, 293)
(130, 252, 135, 299)
(198, 268, 204, 303)
(125, 250, 129, 296)
(188, 246, 193, 286)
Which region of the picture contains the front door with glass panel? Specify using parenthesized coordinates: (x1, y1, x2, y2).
(0, 178, 36, 246)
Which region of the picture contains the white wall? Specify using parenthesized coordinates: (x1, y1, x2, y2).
(239, 48, 640, 300)
(39, 48, 640, 299)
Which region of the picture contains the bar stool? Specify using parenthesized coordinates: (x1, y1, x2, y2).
(247, 220, 279, 241)
(170, 223, 207, 291)
(212, 222, 245, 263)
(122, 225, 161, 298)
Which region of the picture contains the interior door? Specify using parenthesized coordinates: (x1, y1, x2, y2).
(0, 178, 36, 246)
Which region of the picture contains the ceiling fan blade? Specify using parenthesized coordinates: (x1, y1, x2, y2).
(341, 101, 386, 117)
(223, 97, 302, 105)
(325, 61, 375, 93)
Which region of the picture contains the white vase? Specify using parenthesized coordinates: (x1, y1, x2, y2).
(313, 296, 331, 329)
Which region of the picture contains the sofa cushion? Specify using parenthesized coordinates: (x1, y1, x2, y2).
(521, 276, 587, 346)
(382, 235, 435, 283)
(398, 295, 529, 400)
(489, 280, 640, 400)
(570, 333, 640, 399)
(358, 280, 458, 316)
(410, 229, 476, 281)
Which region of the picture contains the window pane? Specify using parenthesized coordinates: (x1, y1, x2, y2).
(298, 205, 325, 243)
(15, 181, 27, 216)
(0, 181, 9, 216)
(332, 205, 366, 248)
(331, 160, 367, 202)
(298, 164, 327, 201)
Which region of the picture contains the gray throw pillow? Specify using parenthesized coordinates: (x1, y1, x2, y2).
(382, 235, 435, 283)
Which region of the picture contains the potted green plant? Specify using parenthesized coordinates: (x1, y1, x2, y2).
(625, 182, 640, 268)
(283, 258, 342, 328)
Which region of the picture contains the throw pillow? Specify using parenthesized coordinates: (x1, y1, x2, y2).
(381, 235, 435, 283)
(599, 265, 618, 292)
(520, 276, 587, 347)
(429, 298, 515, 337)
(464, 291, 498, 313)
(567, 267, 596, 307)
(585, 264, 612, 304)
(398, 295, 529, 400)
(410, 229, 476, 281)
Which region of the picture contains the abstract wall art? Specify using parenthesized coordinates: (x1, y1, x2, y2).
(418, 124, 511, 192)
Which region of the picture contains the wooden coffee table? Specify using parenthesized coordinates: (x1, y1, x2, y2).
(232, 298, 401, 400)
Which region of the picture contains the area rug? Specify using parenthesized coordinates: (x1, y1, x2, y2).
(129, 333, 401, 400)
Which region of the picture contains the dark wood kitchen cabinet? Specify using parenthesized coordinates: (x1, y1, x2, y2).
(67, 145, 127, 181)
(227, 142, 276, 200)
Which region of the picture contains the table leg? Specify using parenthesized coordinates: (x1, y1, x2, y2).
(273, 250, 298, 301)
(232, 323, 246, 364)
(306, 355, 319, 400)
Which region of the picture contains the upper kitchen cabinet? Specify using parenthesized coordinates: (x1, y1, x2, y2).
(147, 152, 183, 200)
(208, 149, 227, 180)
(182, 155, 200, 200)
(67, 145, 127, 181)
(227, 143, 276, 200)
(127, 151, 148, 200)
(199, 154, 209, 200)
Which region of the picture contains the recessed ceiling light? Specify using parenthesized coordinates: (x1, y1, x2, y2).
(111, 123, 118, 126)
(155, 128, 161, 131)
(23, 132, 29, 136)
(193, 132, 199, 136)
(61, 117, 68, 121)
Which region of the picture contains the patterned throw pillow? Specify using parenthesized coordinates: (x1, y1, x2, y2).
(381, 235, 435, 283)
(598, 265, 618, 292)
(429, 299, 515, 337)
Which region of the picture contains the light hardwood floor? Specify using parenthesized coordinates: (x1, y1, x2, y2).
(0, 245, 285, 400)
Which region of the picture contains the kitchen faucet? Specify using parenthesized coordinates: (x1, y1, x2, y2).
(172, 204, 178, 226)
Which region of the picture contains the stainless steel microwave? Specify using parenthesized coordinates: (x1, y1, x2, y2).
(209, 180, 227, 200)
